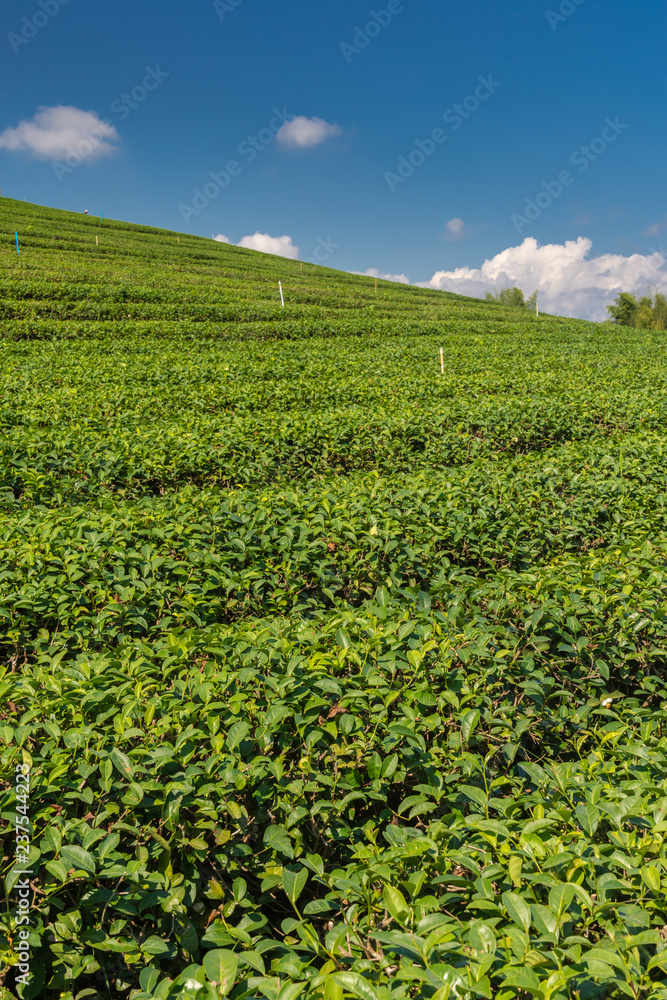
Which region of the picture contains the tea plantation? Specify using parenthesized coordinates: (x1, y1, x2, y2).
(2, 198, 667, 1000)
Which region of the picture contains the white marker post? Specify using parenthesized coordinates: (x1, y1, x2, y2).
(536, 295, 539, 318)
(279, 281, 285, 308)
(440, 347, 445, 374)
(96, 236, 99, 246)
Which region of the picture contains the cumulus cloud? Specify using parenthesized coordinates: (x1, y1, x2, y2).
(276, 116, 342, 149)
(0, 105, 119, 161)
(420, 237, 667, 321)
(354, 268, 410, 285)
(443, 218, 466, 241)
(214, 232, 299, 259)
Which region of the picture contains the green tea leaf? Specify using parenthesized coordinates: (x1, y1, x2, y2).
(575, 802, 600, 836)
(263, 825, 294, 859)
(548, 882, 575, 917)
(227, 720, 250, 750)
(501, 967, 541, 990)
(332, 972, 381, 1000)
(60, 845, 96, 875)
(641, 865, 661, 892)
(202, 949, 238, 994)
(383, 884, 410, 925)
(461, 709, 481, 744)
(110, 747, 133, 778)
(508, 856, 523, 887)
(282, 865, 308, 905)
(277, 983, 307, 1000)
(502, 891, 531, 932)
(336, 627, 352, 649)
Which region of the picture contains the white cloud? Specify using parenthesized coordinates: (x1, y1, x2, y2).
(420, 237, 667, 321)
(212, 232, 299, 258)
(237, 232, 299, 259)
(354, 268, 410, 285)
(276, 116, 342, 149)
(0, 105, 119, 161)
(443, 218, 466, 241)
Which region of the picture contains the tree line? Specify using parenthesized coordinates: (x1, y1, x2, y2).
(482, 287, 667, 329)
(607, 291, 667, 330)
(485, 287, 538, 310)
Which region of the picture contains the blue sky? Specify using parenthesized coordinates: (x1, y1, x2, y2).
(1, 0, 666, 318)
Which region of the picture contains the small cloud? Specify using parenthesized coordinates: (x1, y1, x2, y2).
(0, 105, 119, 161)
(237, 232, 299, 259)
(212, 232, 298, 258)
(354, 267, 410, 285)
(443, 217, 466, 242)
(644, 216, 667, 237)
(276, 116, 342, 149)
(570, 211, 594, 227)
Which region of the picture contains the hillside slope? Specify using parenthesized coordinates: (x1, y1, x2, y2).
(2, 199, 667, 1000)
(1, 197, 569, 339)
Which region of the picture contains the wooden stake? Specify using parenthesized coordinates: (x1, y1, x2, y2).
(96, 236, 99, 246)
(440, 347, 445, 374)
(375, 277, 378, 294)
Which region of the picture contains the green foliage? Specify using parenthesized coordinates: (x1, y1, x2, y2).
(1, 199, 667, 1000)
(607, 290, 667, 330)
(485, 287, 537, 311)
(607, 292, 639, 328)
(654, 292, 667, 331)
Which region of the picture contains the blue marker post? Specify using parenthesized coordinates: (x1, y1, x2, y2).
(15, 232, 19, 255)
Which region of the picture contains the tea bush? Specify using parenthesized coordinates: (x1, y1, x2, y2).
(1, 200, 667, 1000)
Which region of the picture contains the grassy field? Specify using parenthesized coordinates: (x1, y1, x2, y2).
(2, 198, 667, 1000)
